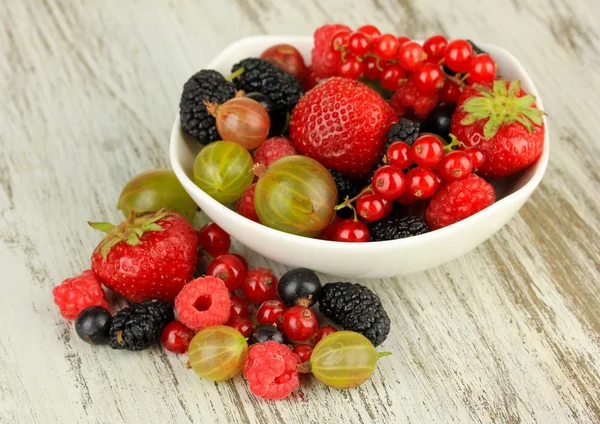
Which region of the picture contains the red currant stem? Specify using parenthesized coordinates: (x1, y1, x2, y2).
(226, 67, 245, 81)
(444, 74, 465, 87)
(334, 186, 373, 210)
(375, 58, 383, 71)
(444, 134, 466, 153)
(378, 352, 392, 358)
(459, 73, 470, 84)
(437, 58, 445, 66)
(199, 247, 214, 261)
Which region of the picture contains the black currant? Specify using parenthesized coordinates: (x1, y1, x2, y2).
(75, 306, 113, 345)
(278, 268, 322, 307)
(244, 92, 273, 112)
(248, 324, 288, 345)
(422, 103, 456, 141)
(244, 92, 289, 136)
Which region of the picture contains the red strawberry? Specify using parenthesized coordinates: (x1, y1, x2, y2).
(451, 80, 546, 179)
(90, 210, 199, 303)
(290, 78, 397, 178)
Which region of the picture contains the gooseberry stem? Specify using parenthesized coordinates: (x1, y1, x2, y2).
(378, 352, 392, 358)
(334, 186, 373, 211)
(226, 67, 245, 81)
(203, 101, 219, 117)
(296, 361, 312, 374)
(253, 163, 268, 179)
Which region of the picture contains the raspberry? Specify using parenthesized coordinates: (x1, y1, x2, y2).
(243, 341, 301, 399)
(236, 184, 259, 223)
(174, 276, 230, 331)
(312, 24, 350, 78)
(426, 174, 495, 230)
(390, 81, 440, 119)
(314, 24, 350, 51)
(52, 270, 108, 320)
(413, 91, 440, 119)
(253, 137, 297, 168)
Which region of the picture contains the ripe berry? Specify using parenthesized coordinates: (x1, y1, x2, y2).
(207, 254, 247, 291)
(226, 316, 253, 338)
(444, 39, 473, 72)
(395, 190, 418, 205)
(282, 306, 318, 342)
(332, 219, 370, 242)
(356, 24, 381, 40)
(230, 254, 249, 273)
(256, 299, 287, 325)
(393, 80, 419, 107)
(372, 34, 400, 61)
(315, 325, 338, 343)
(386, 142, 413, 169)
(175, 277, 231, 331)
(363, 56, 382, 79)
(198, 223, 231, 258)
(338, 57, 364, 80)
(381, 197, 393, 218)
(413, 91, 440, 118)
(465, 147, 486, 168)
(242, 268, 278, 304)
(356, 192, 387, 221)
(75, 306, 112, 345)
(412, 135, 444, 168)
(423, 103, 456, 141)
(372, 165, 406, 200)
(293, 343, 314, 364)
(330, 29, 351, 50)
(396, 36, 410, 47)
(412, 63, 445, 95)
(439, 79, 461, 103)
(229, 295, 249, 318)
(248, 324, 288, 345)
(423, 35, 448, 60)
(397, 41, 426, 71)
(348, 32, 370, 56)
(406, 167, 439, 199)
(438, 151, 473, 181)
(278, 268, 322, 307)
(53, 270, 109, 320)
(160, 321, 195, 354)
(236, 183, 259, 222)
(379, 64, 406, 91)
(467, 54, 496, 83)
(243, 341, 300, 399)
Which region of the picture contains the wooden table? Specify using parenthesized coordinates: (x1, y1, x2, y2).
(2, 0, 599, 422)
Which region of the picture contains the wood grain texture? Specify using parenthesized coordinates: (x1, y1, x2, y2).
(1, 0, 599, 422)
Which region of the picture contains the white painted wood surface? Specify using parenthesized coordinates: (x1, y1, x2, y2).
(1, 0, 599, 422)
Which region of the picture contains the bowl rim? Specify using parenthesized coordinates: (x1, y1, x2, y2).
(170, 35, 549, 253)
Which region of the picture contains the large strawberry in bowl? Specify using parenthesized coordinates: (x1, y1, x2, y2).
(290, 77, 397, 179)
(451, 79, 546, 179)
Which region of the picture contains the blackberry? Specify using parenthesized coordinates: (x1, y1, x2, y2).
(319, 282, 390, 346)
(179, 70, 236, 144)
(230, 58, 303, 113)
(369, 212, 429, 242)
(444, 40, 488, 76)
(109, 299, 174, 351)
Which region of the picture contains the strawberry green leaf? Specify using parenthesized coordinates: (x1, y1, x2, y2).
(483, 118, 502, 139)
(493, 80, 508, 96)
(462, 97, 491, 113)
(88, 222, 116, 233)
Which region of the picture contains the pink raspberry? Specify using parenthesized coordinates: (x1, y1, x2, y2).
(236, 183, 259, 223)
(52, 270, 109, 320)
(312, 24, 350, 78)
(253, 137, 297, 168)
(243, 341, 301, 399)
(426, 174, 495, 230)
(175, 276, 230, 331)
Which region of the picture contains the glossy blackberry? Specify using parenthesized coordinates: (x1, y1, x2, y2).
(319, 282, 390, 346)
(179, 70, 236, 144)
(369, 213, 429, 242)
(109, 299, 174, 351)
(231, 58, 303, 113)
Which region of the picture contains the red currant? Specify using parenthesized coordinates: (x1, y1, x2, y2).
(160, 321, 195, 354)
(226, 316, 253, 338)
(406, 167, 439, 198)
(379, 63, 406, 91)
(465, 147, 486, 168)
(206, 253, 247, 291)
(363, 56, 382, 79)
(386, 142, 413, 169)
(197, 223, 230, 258)
(330, 29, 351, 50)
(412, 135, 444, 168)
(444, 39, 473, 73)
(397, 41, 426, 71)
(332, 219, 370, 242)
(356, 192, 387, 221)
(256, 299, 287, 326)
(348, 32, 370, 56)
(381, 197, 393, 218)
(372, 166, 406, 200)
(338, 57, 364, 80)
(423, 35, 448, 60)
(439, 79, 461, 103)
(397, 36, 410, 47)
(395, 190, 418, 204)
(372, 34, 399, 61)
(412, 63, 445, 95)
(438, 151, 473, 181)
(293, 343, 314, 365)
(356, 24, 381, 41)
(282, 306, 318, 342)
(230, 253, 248, 272)
(242, 268, 278, 304)
(315, 325, 338, 343)
(467, 54, 496, 83)
(229, 295, 249, 318)
(432, 168, 446, 190)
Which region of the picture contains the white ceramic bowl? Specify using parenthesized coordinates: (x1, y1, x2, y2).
(170, 35, 549, 278)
